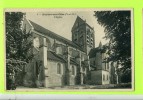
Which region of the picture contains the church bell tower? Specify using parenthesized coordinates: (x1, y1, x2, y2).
(71, 16, 95, 54)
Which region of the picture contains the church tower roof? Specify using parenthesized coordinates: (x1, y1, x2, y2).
(99, 41, 102, 49)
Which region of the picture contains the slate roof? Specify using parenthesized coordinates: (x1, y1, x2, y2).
(29, 20, 83, 51)
(88, 48, 99, 58)
(47, 51, 66, 63)
(70, 58, 79, 65)
(47, 51, 80, 65)
(89, 46, 107, 58)
(71, 16, 94, 32)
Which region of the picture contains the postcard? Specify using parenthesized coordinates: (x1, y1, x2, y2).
(4, 8, 134, 91)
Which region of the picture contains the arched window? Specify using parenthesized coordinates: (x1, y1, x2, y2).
(107, 63, 109, 70)
(81, 55, 84, 61)
(56, 46, 62, 55)
(46, 38, 51, 50)
(93, 61, 96, 65)
(103, 74, 105, 81)
(35, 62, 39, 78)
(57, 63, 61, 74)
(33, 37, 40, 48)
(72, 66, 75, 75)
(107, 75, 108, 81)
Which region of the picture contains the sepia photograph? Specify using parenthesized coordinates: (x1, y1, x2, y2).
(5, 9, 133, 91)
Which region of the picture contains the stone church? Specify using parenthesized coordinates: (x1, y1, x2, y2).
(22, 16, 118, 88)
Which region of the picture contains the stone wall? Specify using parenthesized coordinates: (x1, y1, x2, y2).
(45, 60, 66, 87)
(90, 70, 110, 85)
(23, 58, 45, 87)
(102, 70, 110, 85)
(68, 64, 78, 85)
(90, 70, 102, 85)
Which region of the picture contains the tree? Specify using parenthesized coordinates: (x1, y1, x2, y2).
(6, 12, 33, 61)
(94, 11, 131, 79)
(6, 12, 33, 89)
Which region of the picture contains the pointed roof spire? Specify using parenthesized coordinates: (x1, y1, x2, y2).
(77, 15, 85, 22)
(99, 41, 102, 49)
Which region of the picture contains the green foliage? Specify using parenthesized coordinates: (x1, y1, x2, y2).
(120, 68, 131, 83)
(6, 12, 33, 62)
(94, 11, 131, 71)
(6, 12, 33, 89)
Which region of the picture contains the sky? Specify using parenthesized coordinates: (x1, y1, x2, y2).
(26, 10, 108, 47)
